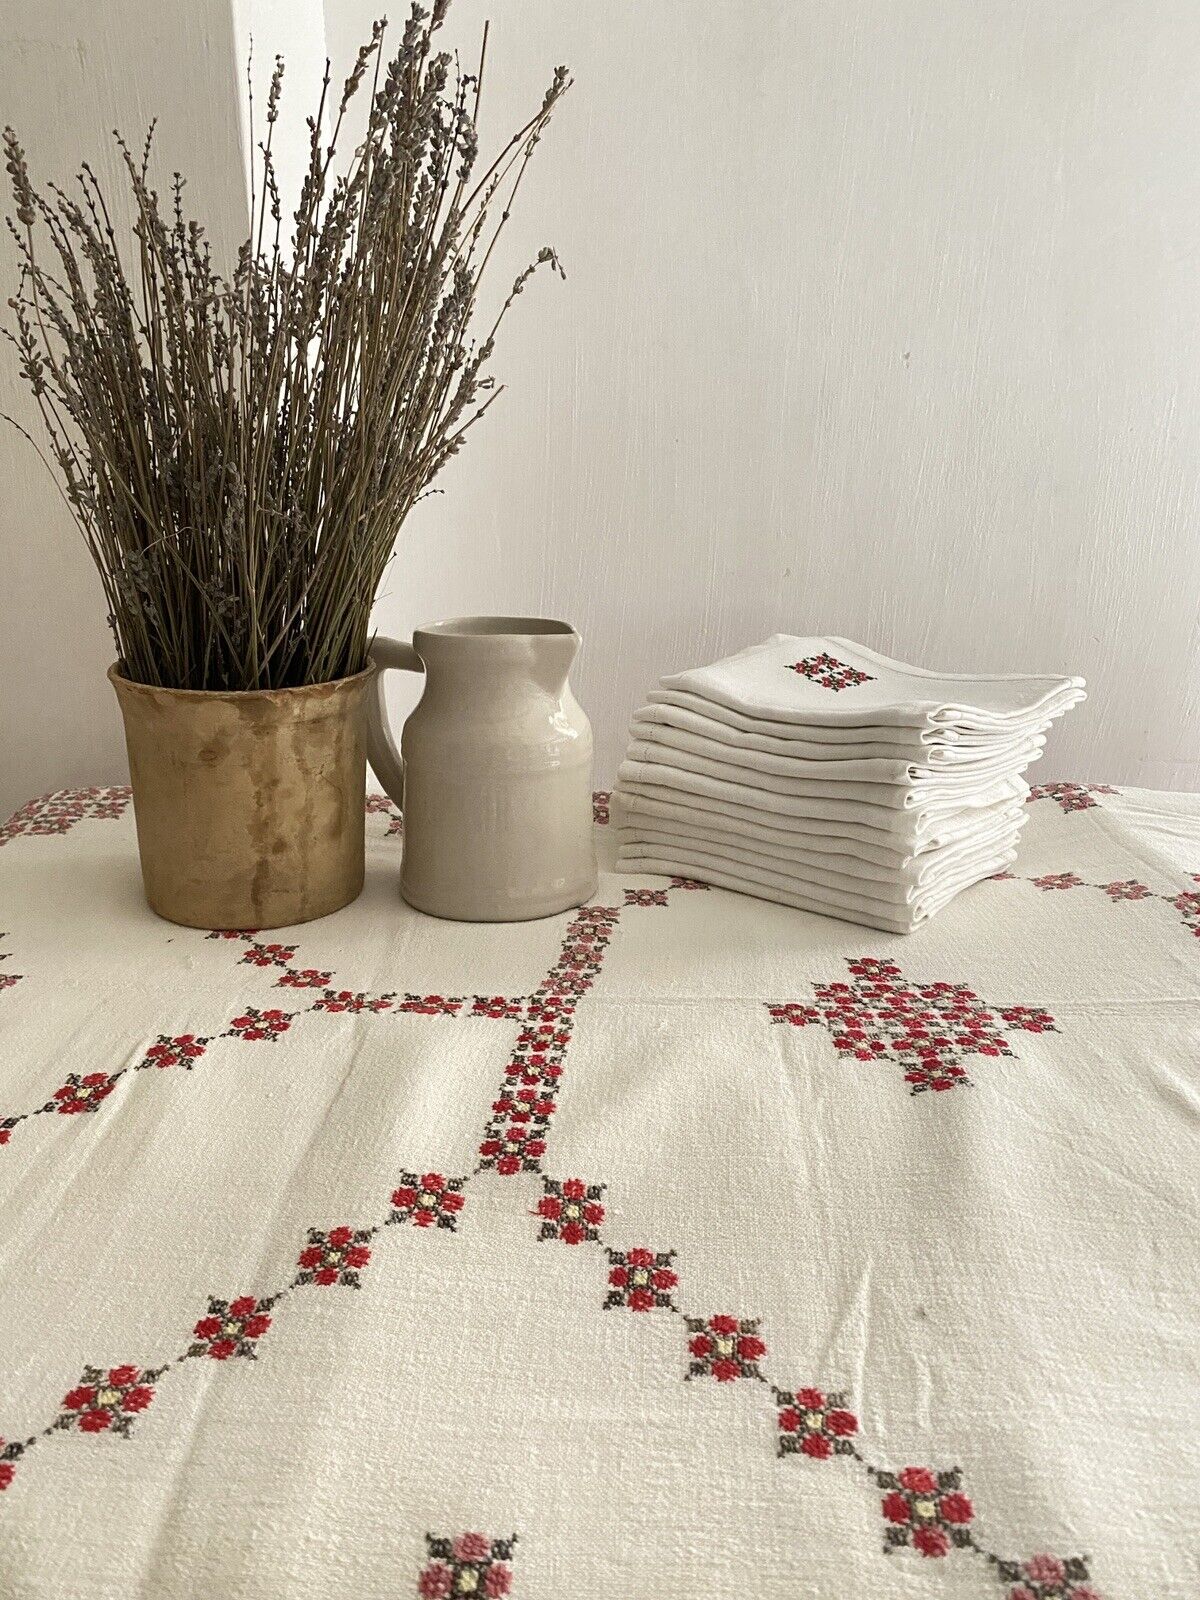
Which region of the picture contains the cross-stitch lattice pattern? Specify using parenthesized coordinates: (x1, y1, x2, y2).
(2, 784, 1173, 1595)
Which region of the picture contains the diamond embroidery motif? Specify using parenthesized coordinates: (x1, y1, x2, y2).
(534, 1177, 605, 1244)
(604, 1247, 678, 1311)
(189, 1295, 273, 1360)
(1000, 1554, 1102, 1600)
(57, 1364, 159, 1437)
(878, 1465, 974, 1558)
(390, 1172, 466, 1230)
(296, 1226, 373, 1287)
(226, 1007, 293, 1042)
(141, 1033, 209, 1069)
(775, 1386, 859, 1459)
(240, 942, 296, 969)
(686, 1314, 766, 1382)
(418, 1532, 516, 1598)
(787, 653, 874, 691)
(767, 957, 1056, 1094)
(48, 1071, 121, 1114)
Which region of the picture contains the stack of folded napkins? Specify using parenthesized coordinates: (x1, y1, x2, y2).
(613, 635, 1085, 933)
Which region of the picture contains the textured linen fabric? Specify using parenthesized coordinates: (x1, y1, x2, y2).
(636, 700, 1051, 766)
(648, 688, 1052, 748)
(627, 718, 1047, 786)
(615, 817, 1025, 894)
(612, 844, 1014, 933)
(617, 760, 1029, 836)
(660, 636, 1085, 730)
(0, 783, 1197, 1598)
(613, 788, 1027, 867)
(624, 734, 1046, 803)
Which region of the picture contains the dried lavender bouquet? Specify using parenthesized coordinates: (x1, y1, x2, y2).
(3, 2, 569, 690)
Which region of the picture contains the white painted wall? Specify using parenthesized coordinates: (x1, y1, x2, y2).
(2, 0, 1198, 817)
(331, 0, 1200, 792)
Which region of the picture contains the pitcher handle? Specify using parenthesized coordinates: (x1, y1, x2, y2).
(366, 635, 424, 810)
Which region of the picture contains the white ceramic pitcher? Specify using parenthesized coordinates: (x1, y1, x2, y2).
(365, 617, 598, 921)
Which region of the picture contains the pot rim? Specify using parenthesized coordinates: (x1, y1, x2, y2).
(107, 662, 376, 700)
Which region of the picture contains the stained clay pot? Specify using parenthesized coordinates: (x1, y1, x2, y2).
(108, 664, 372, 929)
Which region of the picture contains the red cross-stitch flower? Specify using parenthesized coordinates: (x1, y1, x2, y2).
(605, 1247, 677, 1311)
(997, 1004, 1056, 1033)
(1101, 879, 1151, 901)
(775, 1386, 859, 1459)
(767, 1002, 820, 1027)
(1027, 782, 1116, 814)
(668, 875, 709, 890)
(535, 1176, 605, 1243)
(0, 1442, 14, 1490)
(277, 968, 334, 989)
(471, 996, 525, 1019)
(624, 888, 668, 906)
(879, 1465, 974, 1557)
(767, 956, 1055, 1094)
(787, 653, 873, 690)
(479, 1124, 547, 1175)
(240, 942, 296, 968)
(397, 994, 464, 1016)
(140, 1034, 208, 1070)
(49, 1071, 120, 1114)
(311, 989, 395, 1013)
(226, 1007, 293, 1042)
(0, 971, 20, 992)
(206, 928, 258, 941)
(419, 1533, 516, 1598)
(686, 1314, 767, 1382)
(1004, 1553, 1102, 1600)
(189, 1295, 273, 1360)
(58, 1364, 158, 1437)
(592, 791, 610, 825)
(296, 1225, 373, 1287)
(1032, 872, 1084, 892)
(390, 1172, 466, 1230)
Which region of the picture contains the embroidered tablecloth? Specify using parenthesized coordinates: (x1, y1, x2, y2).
(0, 782, 1197, 1598)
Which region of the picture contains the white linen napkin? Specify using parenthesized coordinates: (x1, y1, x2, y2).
(627, 715, 1045, 784)
(613, 786, 1026, 871)
(636, 699, 1052, 766)
(613, 769, 1029, 851)
(616, 835, 1016, 913)
(647, 688, 1034, 747)
(615, 843, 1010, 933)
(620, 742, 1041, 811)
(614, 812, 1025, 891)
(660, 635, 1085, 730)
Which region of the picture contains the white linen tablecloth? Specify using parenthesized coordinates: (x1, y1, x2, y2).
(0, 781, 1196, 1599)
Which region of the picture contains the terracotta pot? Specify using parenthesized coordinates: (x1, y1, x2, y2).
(108, 664, 372, 929)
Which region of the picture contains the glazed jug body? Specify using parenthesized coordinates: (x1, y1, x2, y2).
(368, 618, 597, 921)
